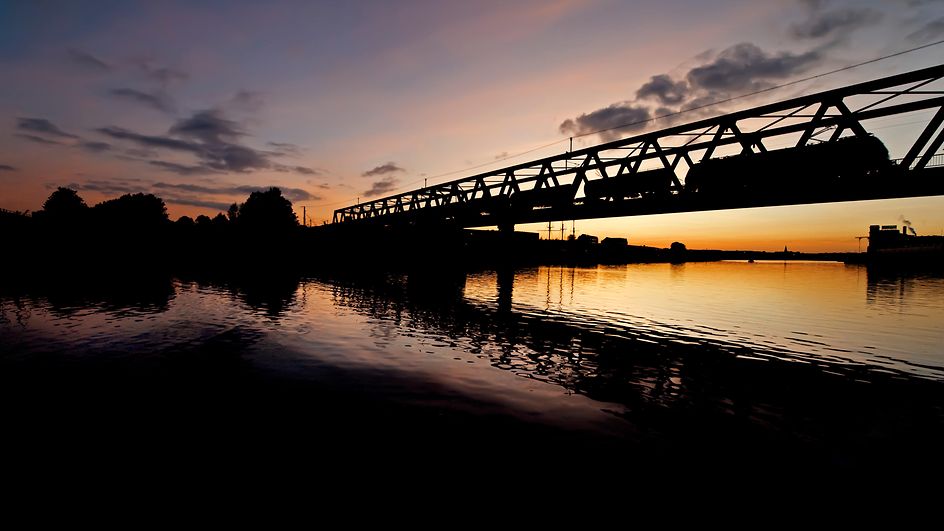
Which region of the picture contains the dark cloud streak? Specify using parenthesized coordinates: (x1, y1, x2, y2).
(636, 75, 688, 105)
(790, 7, 882, 40)
(363, 177, 399, 197)
(685, 43, 820, 93)
(161, 195, 232, 211)
(559, 104, 651, 141)
(109, 88, 175, 113)
(68, 180, 144, 196)
(229, 90, 265, 112)
(123, 148, 157, 158)
(147, 67, 188, 84)
(362, 162, 405, 177)
(127, 57, 189, 84)
(79, 141, 112, 153)
(153, 182, 320, 202)
(15, 133, 65, 145)
(127, 110, 271, 172)
(67, 48, 110, 71)
(17, 117, 78, 139)
(96, 126, 203, 153)
(272, 163, 319, 175)
(908, 16, 944, 43)
(169, 110, 243, 144)
(267, 141, 302, 156)
(7, 108, 313, 178)
(148, 160, 217, 176)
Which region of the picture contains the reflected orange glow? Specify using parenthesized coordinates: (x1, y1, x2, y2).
(464, 262, 944, 374)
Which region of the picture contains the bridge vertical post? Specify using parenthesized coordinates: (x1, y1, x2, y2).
(498, 221, 514, 234)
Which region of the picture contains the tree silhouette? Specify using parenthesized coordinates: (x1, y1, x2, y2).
(93, 193, 168, 229)
(236, 187, 297, 232)
(41, 187, 88, 222)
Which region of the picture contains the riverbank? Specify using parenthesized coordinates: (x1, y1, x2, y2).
(3, 201, 938, 276)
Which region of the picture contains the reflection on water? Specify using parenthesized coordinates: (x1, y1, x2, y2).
(464, 262, 944, 378)
(2, 262, 944, 471)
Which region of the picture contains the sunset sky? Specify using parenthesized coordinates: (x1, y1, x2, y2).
(1, 0, 943, 251)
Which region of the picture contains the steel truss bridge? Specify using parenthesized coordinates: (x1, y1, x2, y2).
(333, 64, 944, 230)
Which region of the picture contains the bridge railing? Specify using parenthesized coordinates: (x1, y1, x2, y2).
(898, 151, 944, 169)
(334, 64, 944, 225)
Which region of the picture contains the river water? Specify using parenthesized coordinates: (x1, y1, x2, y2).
(2, 261, 943, 473)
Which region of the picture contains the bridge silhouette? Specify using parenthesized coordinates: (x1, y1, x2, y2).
(333, 65, 944, 232)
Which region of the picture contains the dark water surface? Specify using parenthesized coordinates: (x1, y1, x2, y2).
(2, 262, 943, 475)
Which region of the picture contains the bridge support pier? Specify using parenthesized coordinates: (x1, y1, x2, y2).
(498, 221, 514, 234)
